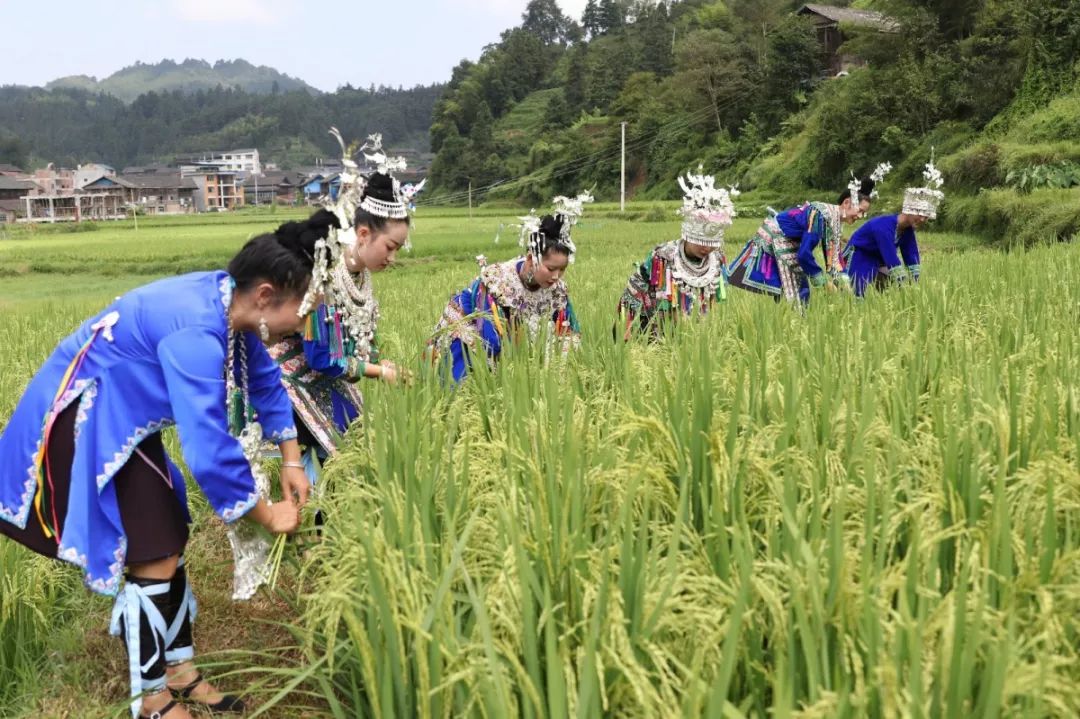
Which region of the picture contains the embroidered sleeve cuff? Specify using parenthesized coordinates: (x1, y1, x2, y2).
(808, 272, 827, 288)
(268, 427, 298, 443)
(220, 492, 260, 523)
(907, 264, 921, 280)
(346, 356, 366, 382)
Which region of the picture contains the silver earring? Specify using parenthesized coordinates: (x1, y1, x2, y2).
(259, 317, 270, 341)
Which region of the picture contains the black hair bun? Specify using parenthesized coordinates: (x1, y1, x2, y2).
(859, 178, 876, 197)
(274, 209, 341, 261)
(363, 172, 396, 203)
(539, 214, 565, 242)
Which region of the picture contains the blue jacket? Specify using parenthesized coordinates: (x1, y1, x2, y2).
(0, 271, 296, 595)
(846, 214, 921, 279)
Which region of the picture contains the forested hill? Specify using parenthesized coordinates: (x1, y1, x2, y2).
(45, 59, 319, 103)
(0, 82, 442, 170)
(426, 0, 1080, 219)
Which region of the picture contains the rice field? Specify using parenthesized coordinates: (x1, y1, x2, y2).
(1, 209, 1078, 717)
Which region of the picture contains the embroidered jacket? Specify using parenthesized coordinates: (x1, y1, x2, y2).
(430, 258, 579, 383)
(774, 202, 847, 286)
(618, 240, 726, 337)
(0, 271, 296, 595)
(268, 305, 374, 456)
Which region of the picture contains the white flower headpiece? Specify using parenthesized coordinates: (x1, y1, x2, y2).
(848, 162, 893, 204)
(903, 149, 945, 219)
(517, 190, 594, 263)
(678, 165, 738, 248)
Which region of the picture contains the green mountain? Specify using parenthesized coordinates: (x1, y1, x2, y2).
(0, 83, 441, 170)
(46, 59, 318, 103)
(427, 0, 1080, 246)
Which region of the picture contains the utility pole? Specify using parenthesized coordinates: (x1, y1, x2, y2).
(620, 121, 627, 212)
(468, 180, 473, 219)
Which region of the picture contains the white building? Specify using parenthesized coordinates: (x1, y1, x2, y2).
(177, 149, 261, 177)
(74, 163, 116, 190)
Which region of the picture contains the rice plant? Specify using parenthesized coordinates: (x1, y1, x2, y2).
(2, 212, 1079, 717)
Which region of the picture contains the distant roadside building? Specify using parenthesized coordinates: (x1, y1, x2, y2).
(177, 148, 261, 177)
(74, 163, 116, 190)
(0, 174, 36, 223)
(242, 170, 305, 205)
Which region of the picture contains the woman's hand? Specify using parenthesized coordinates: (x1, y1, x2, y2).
(279, 465, 310, 508)
(377, 360, 398, 384)
(267, 500, 300, 534)
(249, 498, 299, 534)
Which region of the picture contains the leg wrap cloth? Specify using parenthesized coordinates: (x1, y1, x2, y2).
(110, 558, 197, 717)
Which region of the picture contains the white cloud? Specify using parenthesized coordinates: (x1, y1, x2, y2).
(559, 0, 588, 19)
(171, 0, 288, 25)
(452, 0, 589, 21)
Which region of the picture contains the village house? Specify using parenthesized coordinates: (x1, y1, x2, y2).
(76, 175, 132, 220)
(74, 163, 116, 190)
(242, 170, 304, 205)
(0, 176, 37, 223)
(120, 171, 199, 214)
(796, 4, 898, 76)
(176, 148, 261, 177)
(181, 164, 245, 211)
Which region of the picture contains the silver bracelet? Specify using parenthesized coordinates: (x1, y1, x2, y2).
(282, 461, 304, 469)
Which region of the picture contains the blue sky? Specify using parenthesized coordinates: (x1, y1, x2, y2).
(0, 0, 589, 91)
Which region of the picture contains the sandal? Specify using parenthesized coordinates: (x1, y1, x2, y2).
(142, 698, 181, 718)
(170, 673, 246, 714)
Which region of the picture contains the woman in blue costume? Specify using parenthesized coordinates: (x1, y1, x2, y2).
(429, 193, 591, 383)
(269, 167, 414, 479)
(844, 156, 944, 296)
(0, 212, 339, 718)
(727, 176, 878, 304)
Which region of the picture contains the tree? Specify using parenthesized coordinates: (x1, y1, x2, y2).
(582, 0, 603, 38)
(671, 29, 751, 133)
(564, 44, 589, 113)
(544, 92, 572, 130)
(755, 16, 820, 132)
(0, 133, 28, 168)
(521, 0, 572, 45)
(598, 0, 625, 34)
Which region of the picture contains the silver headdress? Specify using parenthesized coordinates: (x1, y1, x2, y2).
(299, 127, 367, 318)
(678, 166, 738, 248)
(358, 133, 426, 221)
(902, 150, 945, 219)
(518, 190, 594, 263)
(296, 128, 391, 362)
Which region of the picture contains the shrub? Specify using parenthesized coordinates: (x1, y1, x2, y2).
(939, 187, 1080, 245)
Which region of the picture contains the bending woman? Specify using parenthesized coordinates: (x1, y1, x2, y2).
(727, 176, 878, 304)
(269, 171, 410, 472)
(0, 212, 338, 718)
(430, 194, 590, 383)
